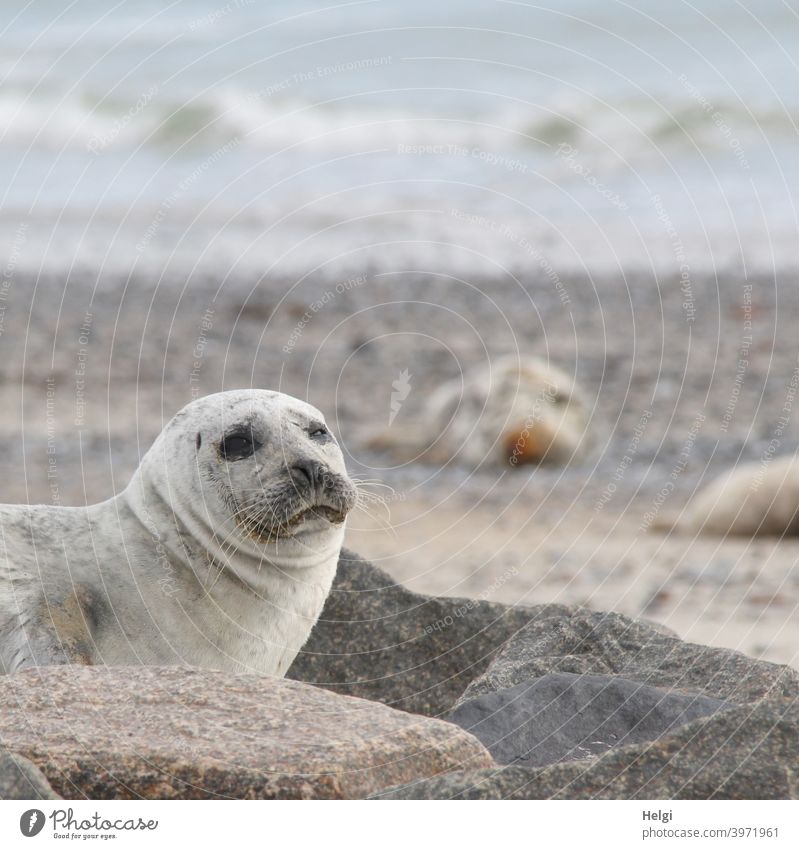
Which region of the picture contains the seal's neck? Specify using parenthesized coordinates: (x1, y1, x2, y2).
(119, 466, 343, 597)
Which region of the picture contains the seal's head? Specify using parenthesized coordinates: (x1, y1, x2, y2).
(131, 390, 357, 567)
(428, 356, 591, 468)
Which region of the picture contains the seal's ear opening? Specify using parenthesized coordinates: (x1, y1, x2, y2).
(195, 433, 202, 451)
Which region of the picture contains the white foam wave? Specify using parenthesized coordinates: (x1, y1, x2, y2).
(2, 85, 796, 165)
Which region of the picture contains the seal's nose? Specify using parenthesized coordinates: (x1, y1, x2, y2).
(290, 459, 324, 491)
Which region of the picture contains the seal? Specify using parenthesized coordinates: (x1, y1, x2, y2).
(367, 356, 591, 467)
(0, 390, 357, 676)
(655, 454, 799, 537)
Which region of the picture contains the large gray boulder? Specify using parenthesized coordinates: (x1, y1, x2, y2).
(373, 598, 799, 798)
(290, 552, 799, 798)
(0, 666, 492, 799)
(445, 606, 799, 770)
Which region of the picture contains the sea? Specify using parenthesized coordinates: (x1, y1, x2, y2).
(1, 0, 798, 283)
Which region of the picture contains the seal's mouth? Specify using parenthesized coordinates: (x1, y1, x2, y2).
(287, 504, 349, 526)
(231, 470, 357, 543)
(244, 506, 347, 543)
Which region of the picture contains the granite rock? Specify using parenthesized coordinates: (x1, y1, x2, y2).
(439, 605, 798, 787)
(449, 672, 731, 767)
(0, 750, 61, 800)
(377, 698, 799, 799)
(293, 553, 799, 799)
(0, 666, 492, 800)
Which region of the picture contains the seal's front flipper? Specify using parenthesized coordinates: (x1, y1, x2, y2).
(0, 585, 101, 673)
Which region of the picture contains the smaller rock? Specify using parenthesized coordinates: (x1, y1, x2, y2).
(449, 672, 731, 767)
(0, 750, 60, 800)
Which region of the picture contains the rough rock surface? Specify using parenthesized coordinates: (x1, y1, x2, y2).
(0, 666, 492, 800)
(288, 549, 537, 716)
(439, 603, 798, 793)
(377, 698, 799, 799)
(449, 672, 731, 767)
(456, 607, 799, 707)
(0, 750, 61, 800)
(460, 608, 799, 704)
(291, 553, 799, 799)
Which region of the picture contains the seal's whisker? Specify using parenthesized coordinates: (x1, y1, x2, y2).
(355, 489, 389, 504)
(350, 477, 396, 494)
(352, 495, 396, 537)
(354, 489, 392, 513)
(350, 477, 394, 492)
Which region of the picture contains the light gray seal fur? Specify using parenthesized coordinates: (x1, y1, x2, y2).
(0, 390, 357, 676)
(656, 454, 799, 537)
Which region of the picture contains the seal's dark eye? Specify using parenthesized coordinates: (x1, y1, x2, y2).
(309, 425, 329, 440)
(220, 431, 258, 460)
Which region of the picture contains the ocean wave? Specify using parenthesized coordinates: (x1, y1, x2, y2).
(2, 84, 796, 163)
